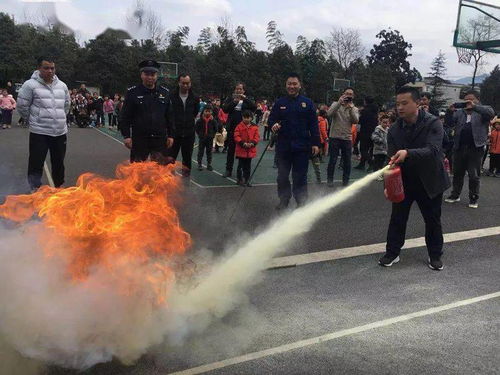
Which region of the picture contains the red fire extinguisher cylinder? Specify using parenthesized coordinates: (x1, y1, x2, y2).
(384, 166, 405, 203)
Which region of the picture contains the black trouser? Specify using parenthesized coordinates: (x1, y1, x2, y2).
(225, 134, 236, 172)
(263, 126, 271, 141)
(327, 138, 352, 185)
(358, 136, 373, 167)
(197, 136, 213, 165)
(237, 157, 252, 182)
(386, 185, 444, 259)
(169, 134, 195, 176)
(96, 111, 105, 125)
(488, 153, 499, 173)
(107, 113, 113, 127)
(130, 135, 168, 163)
(28, 132, 67, 189)
(2, 109, 13, 125)
(372, 154, 387, 171)
(451, 145, 484, 200)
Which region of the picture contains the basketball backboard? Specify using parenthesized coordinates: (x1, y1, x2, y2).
(453, 0, 500, 55)
(158, 62, 178, 80)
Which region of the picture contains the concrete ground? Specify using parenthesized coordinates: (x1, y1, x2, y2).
(0, 126, 499, 375)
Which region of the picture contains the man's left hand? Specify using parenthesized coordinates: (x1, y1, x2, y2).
(390, 149, 408, 164)
(312, 146, 319, 156)
(166, 137, 174, 148)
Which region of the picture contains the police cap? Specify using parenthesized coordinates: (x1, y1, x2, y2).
(139, 59, 160, 73)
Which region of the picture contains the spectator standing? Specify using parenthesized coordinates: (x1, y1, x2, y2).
(92, 92, 105, 127)
(1, 89, 16, 129)
(371, 114, 391, 171)
(486, 117, 500, 177)
(234, 110, 260, 186)
(195, 105, 218, 171)
(445, 90, 495, 208)
(222, 83, 256, 178)
(17, 57, 70, 191)
(355, 96, 378, 171)
(326, 87, 360, 187)
(103, 95, 114, 128)
(168, 74, 200, 177)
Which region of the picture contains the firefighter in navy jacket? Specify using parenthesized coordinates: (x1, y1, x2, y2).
(268, 73, 320, 209)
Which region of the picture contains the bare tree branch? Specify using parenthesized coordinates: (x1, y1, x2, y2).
(326, 27, 365, 72)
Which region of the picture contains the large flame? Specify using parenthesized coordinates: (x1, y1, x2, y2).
(0, 162, 191, 304)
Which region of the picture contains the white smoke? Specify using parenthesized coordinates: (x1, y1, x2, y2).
(0, 167, 387, 371)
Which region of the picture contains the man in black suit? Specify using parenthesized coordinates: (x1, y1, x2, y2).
(379, 87, 450, 271)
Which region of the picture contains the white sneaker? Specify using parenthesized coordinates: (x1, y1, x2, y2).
(445, 195, 460, 203)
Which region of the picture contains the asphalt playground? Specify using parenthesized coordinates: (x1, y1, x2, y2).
(0, 125, 499, 375)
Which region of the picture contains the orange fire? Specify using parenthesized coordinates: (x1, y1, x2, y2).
(0, 162, 191, 304)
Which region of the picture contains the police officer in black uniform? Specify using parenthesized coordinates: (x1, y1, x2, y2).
(120, 60, 173, 163)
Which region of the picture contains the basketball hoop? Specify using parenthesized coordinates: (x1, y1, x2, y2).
(456, 47, 473, 64)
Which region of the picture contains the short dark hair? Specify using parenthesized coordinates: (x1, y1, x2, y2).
(396, 86, 420, 102)
(37, 56, 55, 66)
(242, 110, 254, 118)
(380, 114, 391, 121)
(464, 89, 480, 100)
(177, 73, 190, 81)
(286, 72, 301, 81)
(318, 109, 327, 117)
(421, 92, 432, 100)
(203, 105, 213, 112)
(343, 86, 355, 93)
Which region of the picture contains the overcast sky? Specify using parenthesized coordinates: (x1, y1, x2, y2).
(3, 0, 500, 80)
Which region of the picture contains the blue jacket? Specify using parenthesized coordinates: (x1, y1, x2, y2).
(268, 95, 320, 152)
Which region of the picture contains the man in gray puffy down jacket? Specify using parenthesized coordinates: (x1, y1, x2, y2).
(17, 57, 71, 191)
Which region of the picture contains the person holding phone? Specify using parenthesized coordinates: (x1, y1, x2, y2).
(326, 87, 360, 187)
(445, 90, 494, 208)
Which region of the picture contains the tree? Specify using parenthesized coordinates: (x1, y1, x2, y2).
(458, 15, 500, 89)
(197, 27, 213, 54)
(368, 29, 421, 89)
(326, 27, 364, 73)
(481, 65, 500, 112)
(266, 21, 285, 52)
(428, 51, 448, 109)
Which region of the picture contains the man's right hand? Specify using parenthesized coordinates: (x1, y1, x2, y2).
(124, 138, 132, 149)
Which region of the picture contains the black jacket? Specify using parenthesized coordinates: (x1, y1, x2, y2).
(120, 84, 172, 138)
(169, 89, 200, 137)
(195, 116, 218, 138)
(222, 96, 257, 134)
(359, 103, 379, 138)
(388, 110, 450, 198)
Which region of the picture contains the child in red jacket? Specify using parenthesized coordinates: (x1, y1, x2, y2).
(234, 110, 260, 186)
(487, 118, 500, 177)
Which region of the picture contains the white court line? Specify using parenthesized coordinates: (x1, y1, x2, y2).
(268, 226, 500, 269)
(168, 291, 500, 375)
(43, 162, 55, 188)
(92, 127, 125, 145)
(199, 180, 358, 189)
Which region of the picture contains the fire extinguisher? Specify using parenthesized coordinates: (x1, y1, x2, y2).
(384, 165, 405, 203)
(443, 158, 450, 174)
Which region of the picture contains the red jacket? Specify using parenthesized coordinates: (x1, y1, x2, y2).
(490, 128, 500, 154)
(234, 122, 260, 158)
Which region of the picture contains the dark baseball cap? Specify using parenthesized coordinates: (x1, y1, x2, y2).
(139, 59, 160, 73)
